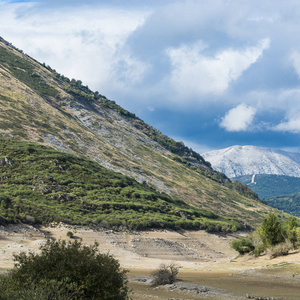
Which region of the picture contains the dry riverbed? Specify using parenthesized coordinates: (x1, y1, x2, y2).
(1, 223, 300, 299)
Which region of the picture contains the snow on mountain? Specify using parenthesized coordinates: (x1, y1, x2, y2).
(202, 145, 300, 178)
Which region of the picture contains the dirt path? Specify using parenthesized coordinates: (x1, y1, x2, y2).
(1, 224, 300, 299)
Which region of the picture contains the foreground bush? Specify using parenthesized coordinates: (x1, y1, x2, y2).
(0, 276, 83, 300)
(0, 239, 129, 300)
(151, 263, 179, 286)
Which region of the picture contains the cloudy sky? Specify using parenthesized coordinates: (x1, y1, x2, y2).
(1, 0, 300, 154)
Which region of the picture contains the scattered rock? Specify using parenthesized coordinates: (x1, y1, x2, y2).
(0, 157, 14, 167)
(246, 294, 277, 300)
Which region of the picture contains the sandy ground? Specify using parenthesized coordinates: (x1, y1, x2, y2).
(1, 223, 300, 299)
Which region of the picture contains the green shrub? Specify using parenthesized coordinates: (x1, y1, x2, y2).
(0, 239, 129, 299)
(231, 238, 255, 254)
(0, 276, 83, 300)
(67, 231, 74, 238)
(253, 243, 265, 257)
(231, 214, 300, 257)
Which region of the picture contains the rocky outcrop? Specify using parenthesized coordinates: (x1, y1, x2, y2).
(0, 157, 14, 167)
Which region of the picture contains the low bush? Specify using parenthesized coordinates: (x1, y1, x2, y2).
(151, 263, 179, 286)
(231, 238, 255, 255)
(253, 243, 266, 257)
(269, 241, 293, 259)
(66, 231, 74, 238)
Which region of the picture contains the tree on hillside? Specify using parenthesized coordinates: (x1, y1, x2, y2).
(0, 240, 129, 299)
(260, 213, 284, 246)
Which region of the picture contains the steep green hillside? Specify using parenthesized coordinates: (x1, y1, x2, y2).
(0, 36, 285, 227)
(0, 137, 241, 231)
(234, 174, 300, 199)
(264, 193, 300, 217)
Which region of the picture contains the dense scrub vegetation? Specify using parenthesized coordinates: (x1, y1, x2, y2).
(0, 239, 129, 299)
(0, 137, 242, 231)
(263, 193, 300, 217)
(231, 214, 299, 257)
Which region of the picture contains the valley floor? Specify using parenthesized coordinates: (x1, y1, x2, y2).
(1, 224, 300, 299)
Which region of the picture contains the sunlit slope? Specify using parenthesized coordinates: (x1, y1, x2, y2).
(0, 37, 284, 227)
(1, 137, 243, 230)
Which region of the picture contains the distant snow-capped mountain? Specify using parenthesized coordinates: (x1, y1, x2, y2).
(202, 145, 300, 178)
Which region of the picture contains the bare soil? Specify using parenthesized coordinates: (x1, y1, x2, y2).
(1, 223, 300, 299)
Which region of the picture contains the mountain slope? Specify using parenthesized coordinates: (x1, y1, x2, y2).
(203, 145, 300, 178)
(264, 193, 300, 217)
(234, 174, 300, 199)
(0, 37, 285, 227)
(1, 137, 241, 231)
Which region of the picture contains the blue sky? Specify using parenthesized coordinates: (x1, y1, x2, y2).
(1, 0, 300, 153)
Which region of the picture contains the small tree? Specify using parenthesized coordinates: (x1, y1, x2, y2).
(0, 240, 129, 299)
(260, 213, 284, 246)
(151, 263, 179, 286)
(66, 231, 74, 238)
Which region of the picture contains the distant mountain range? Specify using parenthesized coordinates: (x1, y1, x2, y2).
(203, 146, 300, 217)
(202, 145, 300, 178)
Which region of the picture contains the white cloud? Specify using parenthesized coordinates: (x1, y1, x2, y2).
(0, 2, 149, 95)
(274, 118, 300, 133)
(290, 50, 300, 78)
(220, 104, 257, 132)
(1, 0, 300, 152)
(166, 39, 270, 97)
(109, 49, 150, 91)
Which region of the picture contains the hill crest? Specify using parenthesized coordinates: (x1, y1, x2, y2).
(203, 145, 300, 178)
